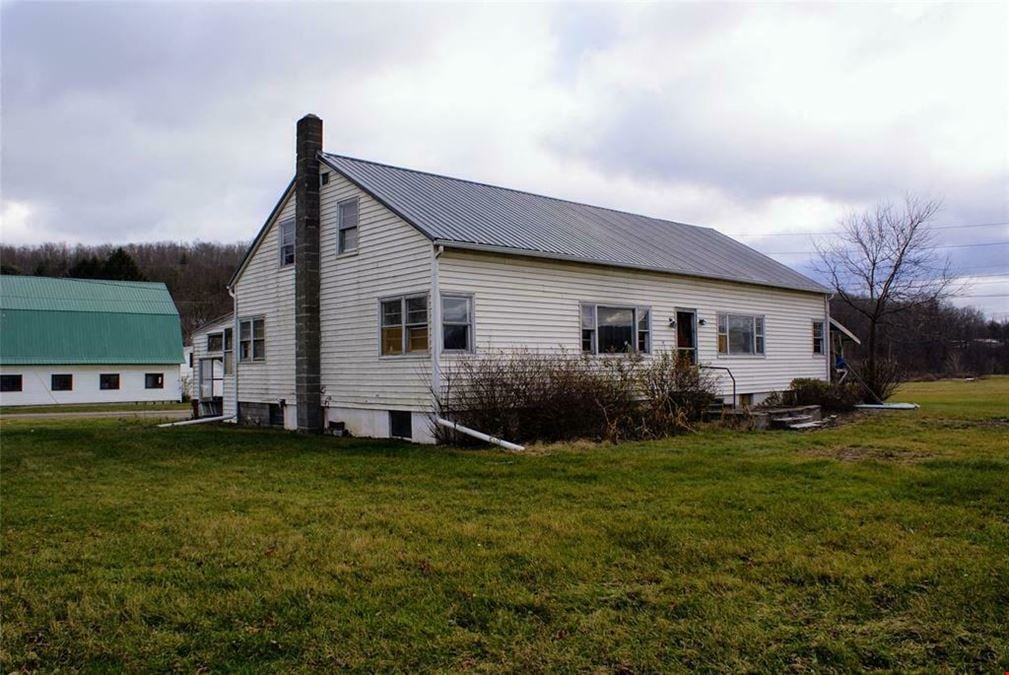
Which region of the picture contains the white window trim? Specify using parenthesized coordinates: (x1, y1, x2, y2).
(378, 293, 430, 358)
(441, 293, 475, 354)
(238, 316, 267, 363)
(278, 218, 295, 268)
(716, 312, 766, 357)
(579, 302, 651, 355)
(337, 197, 360, 255)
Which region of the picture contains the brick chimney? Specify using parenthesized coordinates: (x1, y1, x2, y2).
(295, 114, 323, 432)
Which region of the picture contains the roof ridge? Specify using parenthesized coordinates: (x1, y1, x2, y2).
(321, 152, 716, 233)
(1, 275, 166, 288)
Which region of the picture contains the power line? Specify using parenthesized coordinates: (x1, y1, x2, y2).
(765, 241, 1009, 255)
(724, 221, 1009, 238)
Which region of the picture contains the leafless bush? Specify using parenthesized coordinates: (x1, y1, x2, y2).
(436, 349, 717, 444)
(860, 357, 904, 401)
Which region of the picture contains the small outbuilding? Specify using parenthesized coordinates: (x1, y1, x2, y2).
(0, 275, 184, 406)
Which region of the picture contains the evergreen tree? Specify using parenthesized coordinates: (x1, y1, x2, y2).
(101, 247, 146, 281)
(68, 255, 103, 278)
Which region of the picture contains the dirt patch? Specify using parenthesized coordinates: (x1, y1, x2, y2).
(926, 417, 1009, 430)
(804, 445, 935, 463)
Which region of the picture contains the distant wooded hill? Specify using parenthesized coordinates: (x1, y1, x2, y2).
(1, 242, 247, 339)
(1, 241, 1006, 376)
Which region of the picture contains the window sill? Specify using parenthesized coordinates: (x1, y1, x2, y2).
(335, 249, 360, 259)
(715, 354, 766, 359)
(379, 353, 430, 360)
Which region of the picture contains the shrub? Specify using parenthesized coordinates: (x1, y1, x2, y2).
(436, 349, 718, 444)
(785, 378, 863, 411)
(861, 357, 903, 401)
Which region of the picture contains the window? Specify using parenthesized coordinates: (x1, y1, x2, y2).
(381, 295, 428, 355)
(1, 374, 23, 392)
(145, 373, 164, 389)
(813, 320, 826, 355)
(239, 318, 266, 362)
(717, 313, 765, 356)
(207, 332, 223, 352)
(279, 218, 295, 266)
(320, 172, 330, 186)
(580, 304, 650, 354)
(442, 295, 473, 352)
(223, 327, 234, 374)
(100, 373, 120, 390)
(389, 410, 412, 439)
(338, 198, 359, 254)
(188, 352, 193, 368)
(51, 374, 73, 391)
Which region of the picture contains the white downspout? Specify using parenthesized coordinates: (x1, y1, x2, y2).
(825, 293, 833, 382)
(229, 285, 239, 422)
(431, 244, 444, 407)
(435, 417, 525, 451)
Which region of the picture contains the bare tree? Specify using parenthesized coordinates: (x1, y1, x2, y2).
(815, 195, 954, 398)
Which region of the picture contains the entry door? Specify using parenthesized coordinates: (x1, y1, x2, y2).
(676, 309, 697, 364)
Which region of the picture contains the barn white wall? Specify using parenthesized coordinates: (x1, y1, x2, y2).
(438, 249, 829, 400)
(0, 365, 182, 406)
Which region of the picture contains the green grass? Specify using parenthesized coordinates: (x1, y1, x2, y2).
(0, 401, 189, 415)
(2, 378, 1007, 672)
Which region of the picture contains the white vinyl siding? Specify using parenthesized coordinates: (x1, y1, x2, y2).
(319, 171, 433, 410)
(231, 186, 296, 412)
(231, 168, 434, 421)
(438, 249, 828, 397)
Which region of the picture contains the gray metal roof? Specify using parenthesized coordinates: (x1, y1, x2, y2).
(318, 153, 827, 294)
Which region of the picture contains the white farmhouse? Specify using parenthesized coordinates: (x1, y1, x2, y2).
(218, 114, 835, 442)
(0, 276, 184, 406)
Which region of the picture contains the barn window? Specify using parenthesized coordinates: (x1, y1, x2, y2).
(813, 320, 826, 355)
(145, 373, 164, 389)
(239, 318, 266, 362)
(1, 374, 23, 392)
(338, 198, 359, 254)
(279, 218, 295, 266)
(100, 373, 120, 390)
(51, 374, 73, 391)
(580, 304, 650, 354)
(442, 295, 473, 352)
(381, 294, 428, 356)
(717, 313, 765, 356)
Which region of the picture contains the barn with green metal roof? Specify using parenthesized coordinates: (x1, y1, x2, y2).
(0, 275, 185, 405)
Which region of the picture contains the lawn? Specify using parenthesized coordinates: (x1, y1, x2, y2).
(2, 378, 1007, 672)
(0, 401, 190, 415)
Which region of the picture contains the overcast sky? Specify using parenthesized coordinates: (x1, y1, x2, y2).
(2, 1, 1007, 316)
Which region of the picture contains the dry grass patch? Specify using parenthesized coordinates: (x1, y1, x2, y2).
(804, 445, 936, 464)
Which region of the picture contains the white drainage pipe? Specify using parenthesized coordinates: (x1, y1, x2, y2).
(435, 417, 525, 451)
(157, 415, 235, 428)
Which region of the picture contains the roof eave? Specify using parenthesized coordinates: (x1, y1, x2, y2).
(318, 153, 437, 241)
(433, 239, 831, 296)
